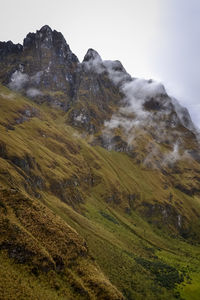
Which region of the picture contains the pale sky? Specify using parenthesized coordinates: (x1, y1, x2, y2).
(0, 0, 200, 127)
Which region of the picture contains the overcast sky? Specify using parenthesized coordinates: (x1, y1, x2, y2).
(0, 0, 200, 127)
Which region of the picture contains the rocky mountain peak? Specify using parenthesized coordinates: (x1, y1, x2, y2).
(83, 48, 102, 62)
(0, 26, 81, 109)
(39, 24, 52, 34)
(0, 26, 198, 140)
(23, 25, 78, 62)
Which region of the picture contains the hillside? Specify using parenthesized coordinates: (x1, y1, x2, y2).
(0, 26, 200, 300)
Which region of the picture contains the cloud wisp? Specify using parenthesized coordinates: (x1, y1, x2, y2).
(8, 70, 43, 98)
(26, 88, 43, 98)
(9, 70, 29, 91)
(84, 53, 198, 168)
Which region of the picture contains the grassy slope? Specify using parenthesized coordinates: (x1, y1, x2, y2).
(0, 85, 200, 299)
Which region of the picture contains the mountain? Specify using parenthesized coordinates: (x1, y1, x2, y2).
(0, 25, 200, 300)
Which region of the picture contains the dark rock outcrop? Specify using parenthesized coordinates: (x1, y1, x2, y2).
(0, 41, 22, 59)
(0, 25, 79, 109)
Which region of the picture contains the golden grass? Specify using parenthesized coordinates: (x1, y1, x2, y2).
(0, 84, 200, 299)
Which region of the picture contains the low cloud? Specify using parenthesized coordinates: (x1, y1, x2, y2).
(8, 70, 29, 91)
(26, 88, 43, 98)
(103, 78, 171, 150)
(121, 79, 166, 118)
(103, 60, 131, 85)
(162, 142, 181, 166)
(84, 53, 199, 167)
(142, 141, 186, 170)
(82, 50, 105, 74)
(8, 69, 43, 98)
(31, 71, 43, 84)
(171, 97, 196, 132)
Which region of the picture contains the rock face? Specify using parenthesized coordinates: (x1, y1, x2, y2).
(0, 25, 79, 110)
(0, 41, 22, 58)
(0, 25, 198, 138)
(68, 49, 123, 132)
(0, 26, 124, 121)
(83, 48, 102, 62)
(22, 25, 79, 92)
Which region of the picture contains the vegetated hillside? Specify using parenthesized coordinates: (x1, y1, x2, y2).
(0, 26, 200, 300)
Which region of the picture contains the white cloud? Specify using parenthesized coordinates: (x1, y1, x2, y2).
(8, 70, 29, 91)
(82, 54, 199, 167)
(8, 70, 43, 98)
(31, 71, 43, 84)
(26, 88, 42, 97)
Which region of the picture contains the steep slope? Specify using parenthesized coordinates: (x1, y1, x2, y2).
(0, 187, 123, 300)
(0, 88, 124, 300)
(0, 26, 200, 300)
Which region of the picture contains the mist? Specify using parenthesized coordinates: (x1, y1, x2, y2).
(8, 70, 43, 98)
(0, 0, 200, 128)
(26, 88, 43, 98)
(9, 71, 29, 91)
(82, 53, 199, 167)
(149, 0, 200, 128)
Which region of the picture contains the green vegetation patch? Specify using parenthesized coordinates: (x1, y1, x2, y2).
(135, 257, 184, 289)
(99, 210, 119, 225)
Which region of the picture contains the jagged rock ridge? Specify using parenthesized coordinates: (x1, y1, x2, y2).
(0, 25, 197, 137)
